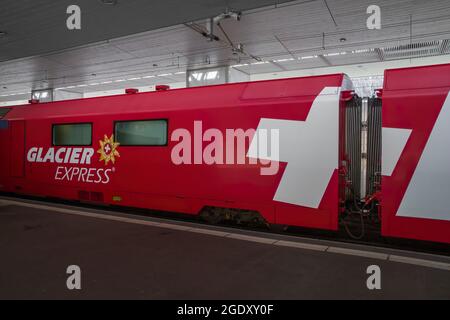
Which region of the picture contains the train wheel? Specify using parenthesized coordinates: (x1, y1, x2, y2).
(200, 207, 223, 225)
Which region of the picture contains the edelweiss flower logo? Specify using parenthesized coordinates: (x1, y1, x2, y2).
(97, 134, 120, 165)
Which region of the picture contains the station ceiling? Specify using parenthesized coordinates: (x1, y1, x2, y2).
(1, 0, 450, 102)
(0, 0, 292, 61)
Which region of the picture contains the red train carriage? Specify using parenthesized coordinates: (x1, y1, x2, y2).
(381, 64, 450, 244)
(0, 74, 348, 232)
(0, 63, 449, 245)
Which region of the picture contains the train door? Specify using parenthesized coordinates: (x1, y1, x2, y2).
(10, 120, 25, 178)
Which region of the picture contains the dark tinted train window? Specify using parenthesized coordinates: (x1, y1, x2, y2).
(0, 120, 8, 129)
(0, 108, 11, 118)
(115, 120, 167, 146)
(53, 123, 92, 146)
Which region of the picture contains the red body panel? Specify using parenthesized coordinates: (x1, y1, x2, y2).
(10, 121, 25, 178)
(382, 63, 450, 244)
(0, 121, 11, 190)
(0, 75, 346, 231)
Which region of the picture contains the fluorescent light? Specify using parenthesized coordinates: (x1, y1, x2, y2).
(352, 49, 374, 54)
(323, 52, 347, 57)
(3, 92, 30, 96)
(300, 55, 318, 59)
(143, 75, 155, 78)
(231, 64, 248, 68)
(273, 58, 294, 63)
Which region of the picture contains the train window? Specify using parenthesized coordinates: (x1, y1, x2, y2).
(0, 108, 11, 119)
(115, 120, 167, 146)
(52, 123, 92, 146)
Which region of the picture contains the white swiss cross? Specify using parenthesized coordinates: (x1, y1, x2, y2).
(383, 91, 450, 221)
(247, 87, 340, 209)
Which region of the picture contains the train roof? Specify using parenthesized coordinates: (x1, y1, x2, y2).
(383, 63, 450, 91)
(2, 73, 345, 121)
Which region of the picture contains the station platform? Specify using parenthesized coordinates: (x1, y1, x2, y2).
(0, 196, 449, 299)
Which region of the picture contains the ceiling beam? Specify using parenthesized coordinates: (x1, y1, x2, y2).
(274, 35, 299, 61)
(318, 54, 332, 66)
(323, 0, 338, 27)
(0, 0, 294, 62)
(269, 61, 287, 71)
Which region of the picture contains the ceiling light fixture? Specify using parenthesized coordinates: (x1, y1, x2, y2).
(300, 55, 318, 60)
(273, 58, 294, 63)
